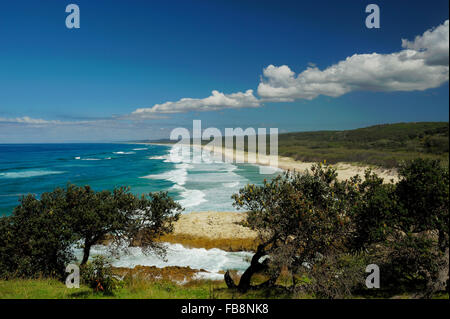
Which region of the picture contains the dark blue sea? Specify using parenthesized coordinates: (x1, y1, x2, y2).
(0, 143, 279, 216)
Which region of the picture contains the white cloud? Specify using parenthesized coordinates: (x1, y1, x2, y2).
(258, 20, 449, 101)
(0, 116, 64, 125)
(4, 20, 448, 125)
(0, 116, 95, 126)
(401, 20, 449, 66)
(131, 89, 260, 118)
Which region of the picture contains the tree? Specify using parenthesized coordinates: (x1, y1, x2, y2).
(392, 159, 449, 294)
(351, 159, 449, 295)
(395, 159, 449, 252)
(226, 164, 357, 293)
(350, 170, 397, 250)
(0, 184, 182, 278)
(64, 185, 183, 265)
(0, 191, 76, 278)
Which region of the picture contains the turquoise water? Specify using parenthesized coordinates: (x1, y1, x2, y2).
(0, 143, 279, 215)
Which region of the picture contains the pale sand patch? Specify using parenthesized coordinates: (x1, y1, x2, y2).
(198, 143, 399, 183)
(172, 211, 257, 240)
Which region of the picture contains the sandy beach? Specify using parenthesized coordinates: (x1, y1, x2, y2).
(144, 141, 399, 250)
(147, 142, 399, 183)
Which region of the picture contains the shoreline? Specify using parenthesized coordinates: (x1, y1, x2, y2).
(141, 142, 399, 183)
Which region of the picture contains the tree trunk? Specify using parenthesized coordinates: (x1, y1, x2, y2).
(224, 271, 237, 289)
(224, 243, 273, 293)
(80, 240, 92, 265)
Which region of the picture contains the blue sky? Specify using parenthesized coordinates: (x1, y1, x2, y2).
(0, 0, 448, 142)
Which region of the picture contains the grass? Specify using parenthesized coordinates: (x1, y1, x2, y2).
(0, 278, 214, 299)
(2, 276, 447, 299)
(0, 278, 294, 299)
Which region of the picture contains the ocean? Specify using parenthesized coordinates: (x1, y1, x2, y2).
(0, 143, 280, 276)
(0, 143, 280, 216)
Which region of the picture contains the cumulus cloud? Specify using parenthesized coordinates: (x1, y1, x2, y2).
(5, 20, 448, 125)
(257, 20, 449, 101)
(129, 20, 448, 118)
(402, 20, 449, 66)
(131, 89, 260, 118)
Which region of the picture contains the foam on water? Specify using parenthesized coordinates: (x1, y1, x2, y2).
(148, 155, 166, 160)
(73, 242, 252, 279)
(223, 182, 239, 188)
(141, 163, 190, 186)
(141, 145, 249, 212)
(172, 185, 207, 208)
(0, 170, 65, 179)
(114, 151, 136, 155)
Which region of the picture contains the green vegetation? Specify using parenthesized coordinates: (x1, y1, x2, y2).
(0, 156, 448, 299)
(0, 185, 182, 279)
(81, 256, 123, 294)
(0, 277, 293, 299)
(0, 278, 214, 299)
(277, 122, 449, 168)
(229, 158, 449, 298)
(149, 121, 449, 168)
(1, 277, 447, 299)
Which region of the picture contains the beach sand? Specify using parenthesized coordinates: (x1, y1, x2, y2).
(173, 211, 256, 239)
(146, 142, 399, 183)
(158, 211, 258, 251)
(198, 143, 399, 183)
(145, 141, 399, 250)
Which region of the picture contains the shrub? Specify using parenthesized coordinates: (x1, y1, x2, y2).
(352, 158, 449, 295)
(301, 253, 368, 299)
(80, 256, 122, 294)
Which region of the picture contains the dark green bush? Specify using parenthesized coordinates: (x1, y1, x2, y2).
(0, 185, 181, 280)
(228, 158, 448, 297)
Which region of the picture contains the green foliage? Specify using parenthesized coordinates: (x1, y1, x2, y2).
(376, 159, 448, 295)
(0, 185, 182, 280)
(302, 253, 369, 299)
(350, 170, 397, 249)
(65, 185, 182, 265)
(231, 158, 449, 297)
(276, 122, 449, 168)
(156, 122, 449, 168)
(378, 235, 444, 293)
(81, 256, 122, 295)
(395, 159, 449, 250)
(0, 193, 76, 279)
(231, 164, 357, 292)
